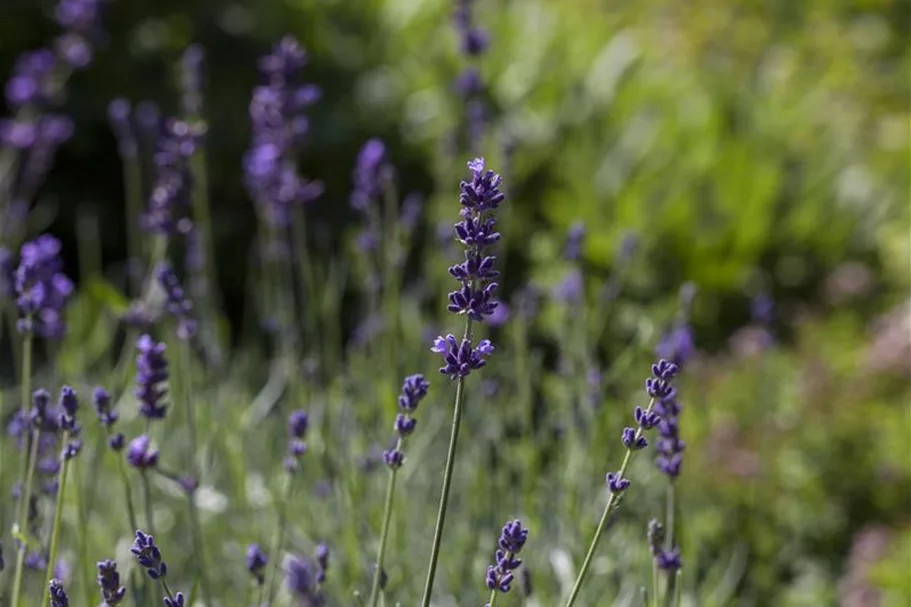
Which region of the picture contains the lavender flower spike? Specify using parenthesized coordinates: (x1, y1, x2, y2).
(96, 559, 126, 606)
(49, 578, 69, 606)
(420, 158, 507, 607)
(130, 530, 167, 580)
(134, 335, 169, 420)
(484, 519, 529, 605)
(562, 359, 682, 607)
(13, 235, 74, 339)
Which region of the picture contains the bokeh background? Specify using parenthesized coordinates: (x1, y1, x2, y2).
(1, 0, 909, 605)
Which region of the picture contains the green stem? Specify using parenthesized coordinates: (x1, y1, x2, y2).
(141, 471, 156, 537)
(110, 435, 147, 607)
(367, 466, 399, 607)
(177, 341, 212, 605)
(72, 459, 94, 607)
(418, 318, 473, 607)
(9, 332, 34, 607)
(651, 559, 660, 607)
(261, 471, 296, 606)
(160, 578, 176, 600)
(488, 589, 500, 607)
(40, 433, 72, 607)
(9, 426, 40, 607)
(673, 570, 683, 607)
(562, 398, 657, 607)
(663, 482, 677, 604)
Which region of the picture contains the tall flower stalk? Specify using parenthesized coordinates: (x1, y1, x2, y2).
(40, 387, 81, 607)
(562, 359, 680, 607)
(419, 157, 505, 606)
(368, 374, 430, 606)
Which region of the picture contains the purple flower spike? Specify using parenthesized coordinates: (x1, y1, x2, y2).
(284, 410, 310, 472)
(96, 559, 126, 606)
(142, 119, 202, 235)
(49, 578, 69, 607)
(135, 335, 169, 420)
(130, 530, 167, 580)
(315, 543, 329, 583)
(156, 263, 197, 340)
(13, 235, 73, 339)
(485, 519, 528, 596)
(246, 544, 268, 585)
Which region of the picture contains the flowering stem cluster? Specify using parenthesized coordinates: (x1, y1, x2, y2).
(368, 374, 430, 607)
(562, 359, 680, 607)
(420, 157, 504, 607)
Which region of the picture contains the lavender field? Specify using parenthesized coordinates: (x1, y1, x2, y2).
(0, 0, 909, 606)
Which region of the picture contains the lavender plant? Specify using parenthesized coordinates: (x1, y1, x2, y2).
(367, 374, 430, 606)
(484, 519, 529, 607)
(420, 157, 504, 606)
(562, 359, 680, 607)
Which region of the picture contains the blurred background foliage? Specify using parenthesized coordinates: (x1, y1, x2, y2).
(0, 0, 909, 605)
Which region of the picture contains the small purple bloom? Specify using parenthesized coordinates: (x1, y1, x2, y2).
(563, 221, 586, 261)
(605, 471, 630, 494)
(246, 544, 268, 585)
(130, 530, 167, 580)
(164, 592, 186, 607)
(125, 435, 158, 469)
(13, 235, 73, 339)
(430, 334, 494, 379)
(96, 559, 126, 606)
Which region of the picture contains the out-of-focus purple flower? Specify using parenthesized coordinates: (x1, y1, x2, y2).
(284, 410, 309, 473)
(513, 284, 542, 321)
(454, 67, 483, 97)
(553, 268, 583, 305)
(54, 33, 92, 69)
(284, 554, 323, 605)
(655, 322, 695, 368)
(156, 263, 197, 340)
(351, 139, 391, 211)
(107, 97, 137, 158)
(647, 520, 681, 571)
(246, 544, 268, 585)
(55, 0, 101, 32)
(130, 530, 167, 580)
(752, 293, 774, 325)
(315, 543, 329, 584)
(453, 0, 490, 57)
(92, 386, 117, 428)
(134, 335, 169, 420)
(142, 119, 202, 234)
(399, 193, 423, 234)
(125, 434, 158, 469)
(96, 559, 126, 606)
(484, 519, 528, 598)
(486, 301, 510, 327)
(120, 302, 156, 332)
(5, 49, 57, 108)
(13, 234, 73, 339)
(563, 221, 585, 261)
(180, 44, 205, 117)
(244, 37, 322, 231)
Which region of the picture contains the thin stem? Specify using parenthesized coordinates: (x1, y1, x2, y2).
(72, 459, 94, 607)
(487, 589, 499, 607)
(260, 471, 296, 606)
(160, 578, 176, 600)
(561, 398, 657, 607)
(9, 425, 40, 607)
(651, 559, 660, 607)
(123, 149, 144, 296)
(40, 434, 72, 607)
(419, 318, 473, 607)
(9, 330, 35, 607)
(664, 482, 677, 604)
(177, 341, 212, 605)
(109, 436, 147, 607)
(367, 465, 399, 607)
(141, 471, 156, 537)
(673, 570, 683, 607)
